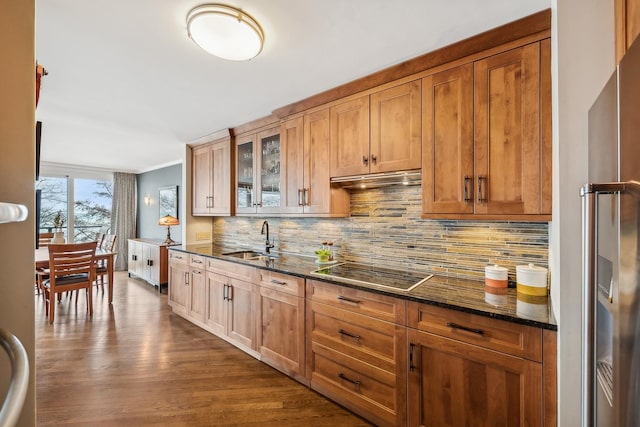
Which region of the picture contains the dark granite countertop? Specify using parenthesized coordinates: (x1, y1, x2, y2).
(171, 244, 557, 331)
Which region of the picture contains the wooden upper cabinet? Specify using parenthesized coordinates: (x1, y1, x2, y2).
(303, 109, 349, 216)
(370, 80, 422, 173)
(330, 95, 370, 177)
(280, 116, 305, 214)
(235, 126, 282, 215)
(422, 41, 551, 220)
(474, 43, 542, 216)
(191, 138, 232, 216)
(616, 0, 640, 62)
(330, 81, 422, 178)
(281, 110, 350, 216)
(422, 64, 474, 214)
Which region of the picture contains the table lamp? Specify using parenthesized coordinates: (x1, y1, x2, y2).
(158, 215, 179, 245)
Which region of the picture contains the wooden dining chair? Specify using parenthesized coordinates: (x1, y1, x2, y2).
(38, 232, 54, 248)
(37, 241, 97, 324)
(95, 234, 117, 291)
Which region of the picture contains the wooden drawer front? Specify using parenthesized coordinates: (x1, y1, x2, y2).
(258, 270, 304, 296)
(310, 343, 398, 427)
(308, 301, 398, 373)
(408, 302, 542, 361)
(207, 258, 255, 282)
(189, 254, 206, 269)
(168, 250, 188, 265)
(307, 279, 406, 325)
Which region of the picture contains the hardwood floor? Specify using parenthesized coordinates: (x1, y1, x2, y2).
(35, 272, 372, 426)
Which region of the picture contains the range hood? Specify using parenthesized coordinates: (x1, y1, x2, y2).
(330, 169, 421, 189)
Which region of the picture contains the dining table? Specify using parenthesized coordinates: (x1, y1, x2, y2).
(35, 247, 117, 303)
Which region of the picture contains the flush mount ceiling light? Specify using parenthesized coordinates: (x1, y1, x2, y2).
(186, 4, 264, 61)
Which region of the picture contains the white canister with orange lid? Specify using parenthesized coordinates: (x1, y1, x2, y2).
(485, 264, 508, 288)
(516, 263, 548, 297)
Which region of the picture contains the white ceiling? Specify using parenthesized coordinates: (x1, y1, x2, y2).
(35, 0, 550, 173)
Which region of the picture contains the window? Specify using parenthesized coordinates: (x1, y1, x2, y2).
(37, 175, 113, 243)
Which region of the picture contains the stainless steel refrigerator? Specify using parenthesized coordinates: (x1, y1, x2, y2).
(581, 37, 640, 427)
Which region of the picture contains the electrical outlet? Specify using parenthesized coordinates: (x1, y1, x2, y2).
(195, 232, 211, 241)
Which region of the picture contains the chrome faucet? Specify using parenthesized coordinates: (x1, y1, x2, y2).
(261, 220, 275, 253)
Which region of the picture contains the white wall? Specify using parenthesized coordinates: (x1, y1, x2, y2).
(0, 1, 36, 425)
(552, 0, 615, 424)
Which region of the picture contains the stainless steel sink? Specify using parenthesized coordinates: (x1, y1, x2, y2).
(222, 251, 277, 261)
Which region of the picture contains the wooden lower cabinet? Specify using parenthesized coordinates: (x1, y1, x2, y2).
(187, 255, 206, 324)
(407, 302, 553, 427)
(167, 251, 189, 317)
(256, 270, 306, 382)
(206, 271, 257, 356)
(306, 280, 407, 427)
(407, 328, 542, 427)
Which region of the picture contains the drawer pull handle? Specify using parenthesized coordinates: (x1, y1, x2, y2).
(409, 342, 416, 372)
(270, 279, 287, 286)
(446, 322, 484, 335)
(338, 329, 361, 341)
(338, 373, 361, 387)
(192, 259, 203, 264)
(337, 295, 361, 305)
(192, 270, 201, 275)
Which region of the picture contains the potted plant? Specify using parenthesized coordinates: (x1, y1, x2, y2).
(314, 247, 332, 263)
(51, 210, 66, 243)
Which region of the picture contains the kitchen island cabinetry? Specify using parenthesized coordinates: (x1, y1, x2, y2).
(191, 137, 233, 216)
(205, 258, 259, 357)
(256, 269, 306, 382)
(407, 302, 546, 426)
(306, 279, 407, 427)
(128, 238, 170, 291)
(422, 40, 552, 220)
(330, 80, 422, 178)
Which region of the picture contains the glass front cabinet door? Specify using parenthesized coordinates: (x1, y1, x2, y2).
(235, 127, 281, 214)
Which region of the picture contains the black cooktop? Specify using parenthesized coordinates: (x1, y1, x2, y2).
(310, 262, 432, 291)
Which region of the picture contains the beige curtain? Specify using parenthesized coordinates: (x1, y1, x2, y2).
(111, 172, 136, 271)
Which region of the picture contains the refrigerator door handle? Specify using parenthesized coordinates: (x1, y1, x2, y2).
(580, 181, 627, 427)
(581, 186, 598, 427)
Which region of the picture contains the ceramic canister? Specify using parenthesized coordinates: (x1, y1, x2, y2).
(516, 263, 548, 297)
(485, 264, 508, 288)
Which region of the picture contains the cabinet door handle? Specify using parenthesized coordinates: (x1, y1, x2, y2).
(370, 154, 377, 164)
(148, 260, 153, 267)
(409, 342, 416, 372)
(362, 155, 368, 166)
(337, 295, 361, 305)
(463, 176, 473, 203)
(270, 279, 287, 286)
(223, 284, 228, 301)
(338, 373, 361, 387)
(304, 188, 309, 206)
(297, 189, 304, 206)
(184, 272, 189, 285)
(227, 285, 233, 301)
(477, 175, 487, 203)
(338, 329, 361, 342)
(446, 322, 484, 335)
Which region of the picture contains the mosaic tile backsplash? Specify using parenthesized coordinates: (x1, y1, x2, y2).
(212, 185, 549, 283)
